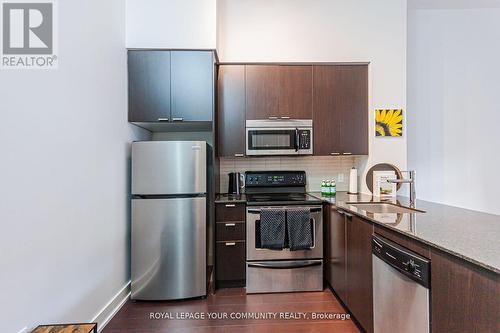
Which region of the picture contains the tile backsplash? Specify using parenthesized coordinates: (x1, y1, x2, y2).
(219, 156, 356, 193)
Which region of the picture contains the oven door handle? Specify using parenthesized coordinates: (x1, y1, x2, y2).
(248, 208, 322, 214)
(248, 260, 322, 269)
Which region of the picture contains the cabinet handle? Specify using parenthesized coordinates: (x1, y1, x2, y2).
(345, 213, 353, 219)
(330, 152, 341, 156)
(172, 117, 184, 122)
(225, 204, 236, 208)
(225, 242, 236, 246)
(337, 210, 345, 215)
(343, 152, 352, 155)
(280, 116, 290, 119)
(158, 118, 169, 122)
(234, 153, 244, 157)
(268, 116, 279, 120)
(225, 223, 236, 227)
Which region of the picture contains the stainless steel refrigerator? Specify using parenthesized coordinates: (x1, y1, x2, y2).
(131, 141, 207, 300)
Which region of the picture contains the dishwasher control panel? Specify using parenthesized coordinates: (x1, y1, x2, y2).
(372, 235, 430, 288)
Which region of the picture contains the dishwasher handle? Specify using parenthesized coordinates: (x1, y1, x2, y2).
(372, 235, 431, 289)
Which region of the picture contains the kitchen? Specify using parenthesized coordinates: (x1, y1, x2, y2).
(1, 1, 499, 333)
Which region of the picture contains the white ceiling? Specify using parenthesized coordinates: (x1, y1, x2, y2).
(409, 0, 500, 10)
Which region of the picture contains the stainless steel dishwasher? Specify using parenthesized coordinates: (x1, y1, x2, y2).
(372, 235, 431, 333)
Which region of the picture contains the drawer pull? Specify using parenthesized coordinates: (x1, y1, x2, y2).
(330, 152, 341, 156)
(225, 242, 236, 246)
(225, 223, 236, 227)
(225, 204, 236, 208)
(343, 152, 352, 155)
(234, 153, 244, 157)
(158, 118, 169, 122)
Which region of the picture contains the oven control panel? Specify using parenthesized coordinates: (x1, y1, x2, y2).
(245, 171, 306, 187)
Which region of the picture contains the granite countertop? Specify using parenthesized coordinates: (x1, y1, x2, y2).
(215, 193, 247, 203)
(309, 192, 500, 274)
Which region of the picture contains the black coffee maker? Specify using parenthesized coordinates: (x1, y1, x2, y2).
(227, 172, 244, 195)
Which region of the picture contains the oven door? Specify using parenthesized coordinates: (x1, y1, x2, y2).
(246, 206, 323, 261)
(246, 127, 299, 156)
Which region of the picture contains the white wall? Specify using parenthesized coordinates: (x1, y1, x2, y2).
(126, 0, 217, 49)
(407, 2, 500, 215)
(0, 1, 149, 332)
(217, 0, 408, 194)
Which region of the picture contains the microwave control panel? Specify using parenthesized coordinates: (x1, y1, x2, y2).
(298, 130, 311, 149)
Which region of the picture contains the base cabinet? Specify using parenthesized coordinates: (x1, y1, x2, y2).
(431, 249, 500, 333)
(215, 203, 246, 288)
(326, 208, 348, 303)
(326, 209, 373, 333)
(346, 215, 374, 333)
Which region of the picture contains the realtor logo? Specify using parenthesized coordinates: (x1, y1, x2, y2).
(1, 0, 58, 69)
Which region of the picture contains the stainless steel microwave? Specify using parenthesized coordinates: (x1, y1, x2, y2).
(246, 119, 313, 156)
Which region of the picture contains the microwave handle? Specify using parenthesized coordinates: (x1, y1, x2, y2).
(294, 128, 299, 152)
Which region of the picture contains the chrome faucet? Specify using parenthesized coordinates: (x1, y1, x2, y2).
(387, 171, 416, 208)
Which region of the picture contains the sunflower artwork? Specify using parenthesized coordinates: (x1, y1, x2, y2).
(375, 109, 403, 137)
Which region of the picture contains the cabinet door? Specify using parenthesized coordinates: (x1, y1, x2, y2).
(171, 51, 213, 121)
(346, 215, 374, 333)
(328, 209, 348, 304)
(218, 66, 246, 157)
(313, 66, 343, 155)
(312, 65, 368, 156)
(216, 241, 246, 283)
(279, 66, 313, 119)
(245, 65, 280, 120)
(335, 65, 368, 155)
(431, 250, 500, 333)
(128, 51, 171, 122)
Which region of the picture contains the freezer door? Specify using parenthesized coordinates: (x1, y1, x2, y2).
(132, 141, 207, 195)
(131, 197, 206, 300)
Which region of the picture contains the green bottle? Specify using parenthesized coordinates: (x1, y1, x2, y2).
(321, 180, 327, 196)
(330, 179, 337, 197)
(325, 180, 331, 197)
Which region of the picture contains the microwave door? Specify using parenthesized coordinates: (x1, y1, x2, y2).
(246, 129, 298, 156)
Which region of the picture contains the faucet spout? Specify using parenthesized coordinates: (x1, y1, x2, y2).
(387, 171, 416, 208)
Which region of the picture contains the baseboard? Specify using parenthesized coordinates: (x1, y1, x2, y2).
(92, 281, 131, 332)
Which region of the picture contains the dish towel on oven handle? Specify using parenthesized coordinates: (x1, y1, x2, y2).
(260, 208, 286, 250)
(287, 208, 313, 251)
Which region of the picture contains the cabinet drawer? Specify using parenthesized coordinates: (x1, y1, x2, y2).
(216, 241, 246, 282)
(216, 203, 246, 222)
(216, 222, 245, 241)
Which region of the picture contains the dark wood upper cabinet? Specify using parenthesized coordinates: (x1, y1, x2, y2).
(128, 51, 171, 122)
(245, 65, 280, 120)
(128, 50, 214, 126)
(218, 65, 246, 157)
(279, 66, 313, 119)
(171, 51, 214, 121)
(346, 215, 374, 333)
(313, 65, 369, 156)
(326, 208, 348, 304)
(313, 66, 342, 155)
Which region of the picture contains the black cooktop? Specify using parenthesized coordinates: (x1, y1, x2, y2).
(246, 193, 323, 206)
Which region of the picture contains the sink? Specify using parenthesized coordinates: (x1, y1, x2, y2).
(348, 203, 425, 214)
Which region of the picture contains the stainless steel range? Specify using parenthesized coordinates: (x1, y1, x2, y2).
(245, 171, 323, 294)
